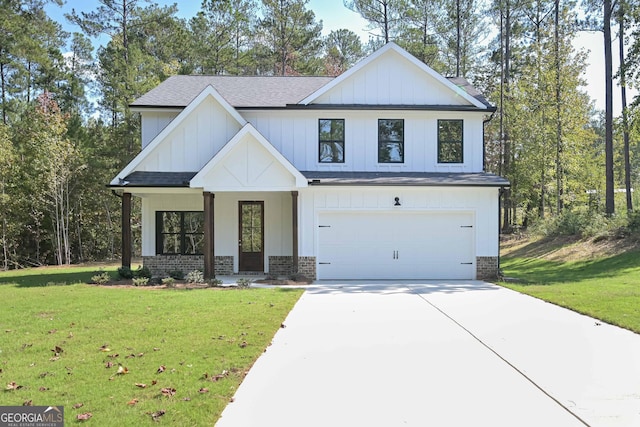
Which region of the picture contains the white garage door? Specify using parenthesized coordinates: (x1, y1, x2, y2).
(317, 211, 475, 280)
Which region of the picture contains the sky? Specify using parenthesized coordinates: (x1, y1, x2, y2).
(44, 0, 631, 115)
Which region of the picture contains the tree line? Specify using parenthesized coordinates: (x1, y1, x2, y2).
(0, 0, 638, 269)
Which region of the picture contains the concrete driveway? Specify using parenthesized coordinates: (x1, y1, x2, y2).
(216, 281, 640, 427)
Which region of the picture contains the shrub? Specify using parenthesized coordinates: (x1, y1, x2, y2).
(264, 273, 279, 281)
(162, 277, 176, 288)
(208, 278, 223, 287)
(91, 270, 111, 285)
(117, 266, 133, 279)
(133, 277, 149, 287)
(168, 270, 184, 280)
(289, 273, 310, 283)
(186, 270, 204, 284)
(133, 266, 152, 279)
(236, 278, 252, 288)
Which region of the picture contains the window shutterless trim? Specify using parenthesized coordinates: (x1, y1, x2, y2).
(156, 211, 204, 255)
(437, 119, 464, 164)
(378, 118, 404, 163)
(318, 118, 345, 163)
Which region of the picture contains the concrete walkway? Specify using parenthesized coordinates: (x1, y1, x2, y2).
(215, 281, 640, 427)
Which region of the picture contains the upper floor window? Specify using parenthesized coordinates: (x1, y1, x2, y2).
(378, 119, 404, 163)
(156, 211, 204, 255)
(319, 119, 345, 163)
(438, 119, 464, 163)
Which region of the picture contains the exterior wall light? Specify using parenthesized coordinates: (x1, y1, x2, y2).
(394, 197, 401, 206)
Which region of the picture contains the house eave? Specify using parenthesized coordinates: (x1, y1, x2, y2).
(238, 104, 496, 112)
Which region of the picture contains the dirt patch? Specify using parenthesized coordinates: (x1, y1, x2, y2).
(501, 234, 640, 262)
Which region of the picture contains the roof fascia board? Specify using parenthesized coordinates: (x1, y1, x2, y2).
(131, 106, 183, 113)
(190, 123, 308, 189)
(111, 85, 247, 186)
(236, 105, 496, 112)
(299, 42, 487, 109)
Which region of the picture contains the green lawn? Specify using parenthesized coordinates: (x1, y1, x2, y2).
(500, 249, 640, 333)
(0, 268, 303, 425)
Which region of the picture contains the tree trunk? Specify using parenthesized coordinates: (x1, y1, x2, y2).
(456, 0, 461, 77)
(555, 0, 563, 213)
(604, 0, 615, 215)
(501, 1, 513, 232)
(619, 0, 632, 212)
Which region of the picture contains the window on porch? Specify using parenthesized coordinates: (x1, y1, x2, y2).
(156, 211, 204, 255)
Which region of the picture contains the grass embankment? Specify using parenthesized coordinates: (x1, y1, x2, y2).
(500, 236, 640, 333)
(0, 267, 303, 425)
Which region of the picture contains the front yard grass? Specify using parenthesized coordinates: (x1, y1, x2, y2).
(0, 268, 303, 425)
(500, 248, 640, 334)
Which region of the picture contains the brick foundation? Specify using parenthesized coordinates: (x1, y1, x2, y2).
(268, 256, 316, 280)
(476, 256, 499, 280)
(143, 255, 234, 277)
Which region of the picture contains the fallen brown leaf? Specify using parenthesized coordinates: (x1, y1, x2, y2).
(198, 388, 209, 393)
(135, 383, 147, 388)
(160, 387, 176, 397)
(76, 412, 92, 421)
(149, 410, 165, 421)
(107, 353, 119, 358)
(239, 341, 248, 348)
(182, 397, 191, 401)
(48, 329, 57, 334)
(151, 380, 158, 386)
(49, 356, 60, 362)
(116, 365, 129, 375)
(105, 361, 114, 368)
(157, 365, 166, 374)
(73, 403, 84, 409)
(127, 398, 138, 406)
(39, 387, 48, 392)
(6, 381, 22, 390)
(23, 400, 32, 406)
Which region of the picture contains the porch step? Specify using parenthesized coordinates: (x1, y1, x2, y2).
(235, 272, 266, 276)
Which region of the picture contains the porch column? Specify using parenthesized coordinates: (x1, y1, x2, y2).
(121, 192, 132, 269)
(291, 191, 299, 274)
(203, 192, 215, 279)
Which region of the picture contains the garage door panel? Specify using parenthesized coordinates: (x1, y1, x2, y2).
(318, 211, 475, 280)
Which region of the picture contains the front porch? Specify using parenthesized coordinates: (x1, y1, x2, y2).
(120, 189, 314, 280)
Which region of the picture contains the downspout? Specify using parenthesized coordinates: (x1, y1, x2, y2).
(482, 111, 496, 172)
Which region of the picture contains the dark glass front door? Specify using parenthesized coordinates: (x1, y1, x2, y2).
(239, 201, 264, 272)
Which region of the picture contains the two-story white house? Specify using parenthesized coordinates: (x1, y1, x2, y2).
(110, 42, 509, 281)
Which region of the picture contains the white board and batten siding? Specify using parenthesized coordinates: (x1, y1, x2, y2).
(311, 48, 471, 107)
(241, 110, 487, 174)
(135, 97, 242, 173)
(300, 186, 500, 280)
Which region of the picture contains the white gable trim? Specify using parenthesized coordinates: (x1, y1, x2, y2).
(110, 85, 247, 185)
(299, 42, 486, 109)
(190, 123, 308, 190)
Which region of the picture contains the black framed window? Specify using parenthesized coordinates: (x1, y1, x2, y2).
(378, 119, 404, 163)
(438, 119, 464, 163)
(156, 211, 204, 255)
(319, 119, 345, 163)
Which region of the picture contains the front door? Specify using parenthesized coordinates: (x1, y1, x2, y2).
(239, 201, 264, 272)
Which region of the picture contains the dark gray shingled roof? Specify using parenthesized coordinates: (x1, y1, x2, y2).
(130, 75, 494, 110)
(131, 76, 335, 108)
(111, 171, 509, 188)
(111, 171, 197, 187)
(301, 171, 510, 187)
(447, 77, 494, 109)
